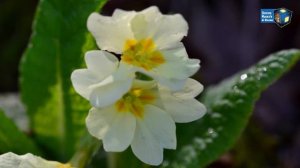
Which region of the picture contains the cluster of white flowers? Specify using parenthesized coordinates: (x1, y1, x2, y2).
(71, 6, 206, 165)
(0, 153, 71, 168)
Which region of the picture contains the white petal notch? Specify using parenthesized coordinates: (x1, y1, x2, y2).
(87, 6, 200, 91)
(70, 5, 207, 166)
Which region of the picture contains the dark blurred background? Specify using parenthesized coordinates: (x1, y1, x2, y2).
(0, 0, 299, 167)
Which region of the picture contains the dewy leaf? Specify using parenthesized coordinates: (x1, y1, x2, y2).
(161, 49, 300, 168)
(20, 0, 107, 161)
(0, 109, 41, 155)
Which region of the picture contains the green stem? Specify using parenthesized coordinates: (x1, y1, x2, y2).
(108, 152, 117, 168)
(69, 134, 101, 168)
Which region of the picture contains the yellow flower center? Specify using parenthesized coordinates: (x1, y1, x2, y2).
(121, 38, 165, 71)
(115, 88, 156, 118)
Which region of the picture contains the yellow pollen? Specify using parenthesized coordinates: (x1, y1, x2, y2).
(115, 88, 156, 118)
(121, 38, 165, 70)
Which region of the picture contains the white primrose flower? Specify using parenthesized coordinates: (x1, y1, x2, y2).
(71, 50, 134, 108)
(87, 6, 200, 90)
(0, 152, 72, 168)
(86, 79, 206, 165)
(71, 5, 206, 166)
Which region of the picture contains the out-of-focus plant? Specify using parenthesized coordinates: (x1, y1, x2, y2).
(0, 0, 299, 167)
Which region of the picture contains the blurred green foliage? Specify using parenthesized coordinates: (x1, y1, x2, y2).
(20, 0, 107, 161)
(0, 109, 40, 155)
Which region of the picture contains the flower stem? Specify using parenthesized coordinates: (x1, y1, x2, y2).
(69, 134, 101, 168)
(108, 152, 117, 168)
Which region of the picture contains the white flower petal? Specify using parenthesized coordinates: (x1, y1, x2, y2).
(153, 14, 188, 49)
(103, 111, 136, 152)
(174, 78, 203, 99)
(0, 152, 67, 168)
(157, 43, 200, 79)
(131, 6, 162, 40)
(71, 69, 100, 99)
(131, 105, 176, 166)
(0, 152, 22, 167)
(87, 12, 134, 53)
(155, 77, 186, 91)
(71, 50, 120, 100)
(21, 154, 57, 168)
(87, 107, 136, 152)
(140, 6, 162, 19)
(130, 6, 188, 49)
(87, 61, 135, 108)
(89, 76, 132, 108)
(131, 121, 163, 166)
(112, 9, 136, 19)
(85, 50, 119, 77)
(131, 7, 188, 49)
(86, 107, 117, 139)
(143, 105, 176, 149)
(161, 94, 206, 123)
(113, 62, 136, 80)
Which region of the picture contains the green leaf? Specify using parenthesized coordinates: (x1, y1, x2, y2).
(162, 49, 300, 167)
(0, 109, 41, 155)
(20, 0, 107, 161)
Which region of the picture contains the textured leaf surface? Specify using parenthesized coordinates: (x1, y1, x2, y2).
(20, 0, 106, 160)
(0, 109, 40, 155)
(161, 49, 300, 167)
